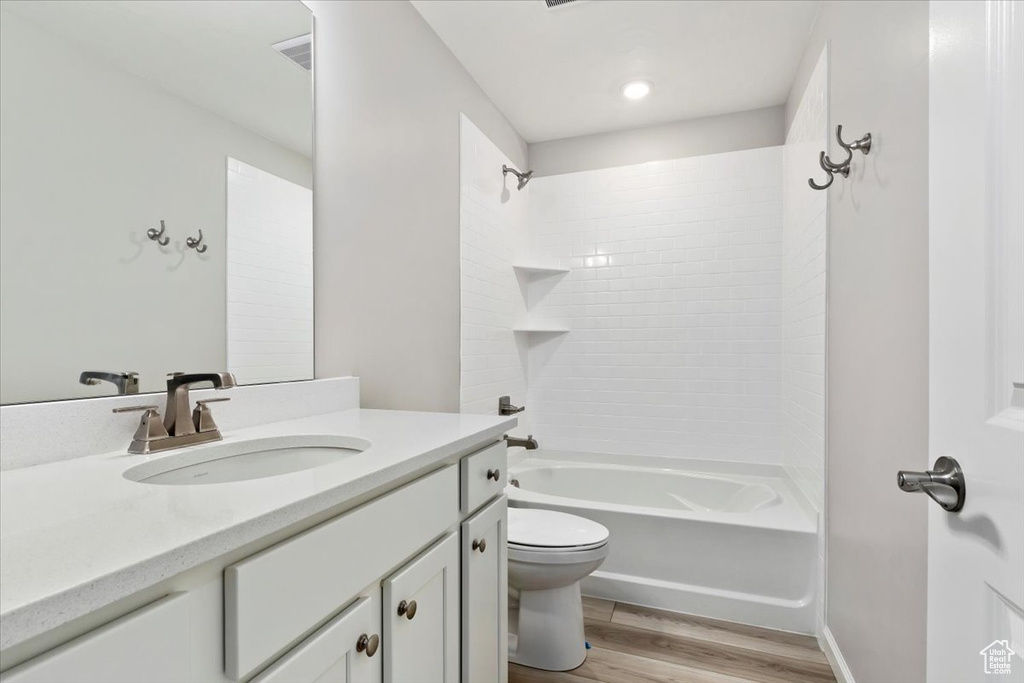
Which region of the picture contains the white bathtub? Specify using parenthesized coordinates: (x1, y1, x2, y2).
(507, 450, 817, 634)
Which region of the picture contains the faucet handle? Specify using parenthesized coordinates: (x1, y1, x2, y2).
(113, 405, 169, 443)
(112, 404, 160, 414)
(192, 397, 230, 434)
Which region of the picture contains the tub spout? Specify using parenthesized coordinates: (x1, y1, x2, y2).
(505, 434, 538, 450)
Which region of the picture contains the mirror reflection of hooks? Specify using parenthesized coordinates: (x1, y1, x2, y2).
(185, 229, 208, 254)
(146, 219, 170, 246)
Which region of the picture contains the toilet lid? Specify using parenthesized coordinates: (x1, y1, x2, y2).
(508, 508, 609, 550)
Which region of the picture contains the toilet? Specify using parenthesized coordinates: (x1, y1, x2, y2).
(507, 507, 610, 671)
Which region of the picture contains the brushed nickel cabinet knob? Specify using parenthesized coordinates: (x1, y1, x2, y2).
(397, 599, 417, 620)
(356, 633, 379, 657)
(472, 539, 487, 553)
(487, 468, 501, 481)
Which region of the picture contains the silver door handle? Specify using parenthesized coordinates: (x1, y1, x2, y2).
(897, 456, 965, 512)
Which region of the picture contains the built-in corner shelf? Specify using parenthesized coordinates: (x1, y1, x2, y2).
(512, 264, 570, 277)
(512, 326, 569, 334)
(511, 263, 570, 340)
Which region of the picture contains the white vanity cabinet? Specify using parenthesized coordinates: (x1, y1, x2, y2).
(252, 594, 381, 683)
(383, 533, 460, 682)
(461, 496, 508, 683)
(0, 439, 509, 683)
(0, 594, 190, 683)
(224, 466, 460, 679)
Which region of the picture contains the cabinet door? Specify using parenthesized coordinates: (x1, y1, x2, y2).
(252, 593, 381, 683)
(0, 594, 189, 683)
(382, 533, 459, 683)
(461, 496, 508, 683)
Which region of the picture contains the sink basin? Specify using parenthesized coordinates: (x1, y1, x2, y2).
(123, 435, 371, 485)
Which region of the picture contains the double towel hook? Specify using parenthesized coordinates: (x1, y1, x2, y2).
(185, 229, 207, 254)
(809, 125, 873, 191)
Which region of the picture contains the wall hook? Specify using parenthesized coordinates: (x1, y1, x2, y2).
(809, 151, 849, 190)
(146, 220, 170, 246)
(837, 124, 872, 157)
(185, 229, 207, 253)
(808, 125, 872, 191)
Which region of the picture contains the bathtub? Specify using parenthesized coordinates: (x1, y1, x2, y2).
(507, 450, 818, 634)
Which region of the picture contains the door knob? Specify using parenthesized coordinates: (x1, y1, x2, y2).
(356, 633, 379, 657)
(897, 456, 966, 512)
(397, 599, 417, 620)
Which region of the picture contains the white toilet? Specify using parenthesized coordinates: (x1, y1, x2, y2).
(507, 507, 610, 671)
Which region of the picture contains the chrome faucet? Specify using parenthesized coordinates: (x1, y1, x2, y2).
(113, 372, 236, 454)
(164, 372, 236, 436)
(504, 434, 538, 450)
(80, 371, 139, 395)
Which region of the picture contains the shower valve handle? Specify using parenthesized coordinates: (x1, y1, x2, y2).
(498, 396, 524, 415)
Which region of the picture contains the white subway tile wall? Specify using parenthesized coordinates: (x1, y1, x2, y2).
(783, 52, 828, 512)
(526, 147, 785, 462)
(459, 116, 530, 432)
(226, 158, 313, 385)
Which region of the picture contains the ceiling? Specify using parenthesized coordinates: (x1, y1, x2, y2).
(412, 0, 819, 143)
(1, 0, 312, 157)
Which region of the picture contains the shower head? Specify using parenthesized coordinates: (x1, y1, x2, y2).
(502, 165, 534, 191)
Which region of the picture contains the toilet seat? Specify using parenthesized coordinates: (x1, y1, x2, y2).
(508, 507, 609, 552)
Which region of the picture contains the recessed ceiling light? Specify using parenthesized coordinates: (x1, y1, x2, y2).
(622, 80, 652, 100)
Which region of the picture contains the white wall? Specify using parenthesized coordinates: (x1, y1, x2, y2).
(782, 46, 829, 640)
(308, 0, 528, 412)
(525, 148, 785, 462)
(785, 2, 931, 681)
(226, 159, 314, 385)
(782, 50, 829, 513)
(458, 116, 530, 433)
(0, 8, 311, 404)
(528, 106, 784, 178)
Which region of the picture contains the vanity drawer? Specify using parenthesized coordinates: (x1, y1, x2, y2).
(460, 441, 507, 515)
(225, 465, 458, 680)
(0, 593, 189, 683)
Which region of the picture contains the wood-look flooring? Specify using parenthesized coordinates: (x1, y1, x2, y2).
(509, 598, 837, 683)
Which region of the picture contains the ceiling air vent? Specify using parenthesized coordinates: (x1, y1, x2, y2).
(545, 0, 581, 8)
(272, 33, 312, 72)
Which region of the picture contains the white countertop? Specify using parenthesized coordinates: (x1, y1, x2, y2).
(0, 409, 515, 650)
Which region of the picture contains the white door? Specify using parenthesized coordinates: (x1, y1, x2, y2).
(383, 533, 460, 683)
(462, 495, 508, 683)
(927, 1, 1024, 681)
(252, 594, 382, 683)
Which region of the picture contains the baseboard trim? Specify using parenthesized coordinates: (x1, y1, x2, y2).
(820, 625, 855, 683)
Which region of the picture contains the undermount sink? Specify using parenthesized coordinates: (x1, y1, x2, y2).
(123, 435, 371, 485)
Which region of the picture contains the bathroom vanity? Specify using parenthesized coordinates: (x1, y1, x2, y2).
(0, 383, 514, 683)
(0, 2, 516, 679)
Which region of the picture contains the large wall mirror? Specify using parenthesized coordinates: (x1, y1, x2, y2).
(0, 0, 314, 404)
